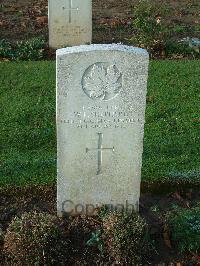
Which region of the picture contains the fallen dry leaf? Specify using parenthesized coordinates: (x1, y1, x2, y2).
(21, 22, 26, 28)
(163, 224, 172, 249)
(36, 16, 48, 25)
(171, 192, 190, 208)
(0, 58, 10, 62)
(192, 253, 200, 265)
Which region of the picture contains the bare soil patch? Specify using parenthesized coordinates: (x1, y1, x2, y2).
(0, 0, 199, 43)
(0, 185, 199, 265)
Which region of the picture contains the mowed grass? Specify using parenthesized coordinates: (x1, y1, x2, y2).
(0, 61, 199, 186)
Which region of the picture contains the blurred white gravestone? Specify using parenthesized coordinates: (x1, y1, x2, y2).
(56, 44, 149, 216)
(48, 0, 92, 48)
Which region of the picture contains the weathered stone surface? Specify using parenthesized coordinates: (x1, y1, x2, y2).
(48, 0, 92, 48)
(57, 44, 149, 216)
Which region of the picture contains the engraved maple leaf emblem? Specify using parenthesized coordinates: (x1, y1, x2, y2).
(82, 63, 122, 100)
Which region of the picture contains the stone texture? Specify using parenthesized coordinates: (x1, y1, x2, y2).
(48, 0, 92, 48)
(57, 44, 149, 216)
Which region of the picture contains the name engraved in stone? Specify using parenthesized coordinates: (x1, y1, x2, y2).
(55, 26, 82, 36)
(59, 105, 141, 128)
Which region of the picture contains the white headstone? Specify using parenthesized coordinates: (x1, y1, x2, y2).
(57, 44, 149, 216)
(48, 0, 92, 48)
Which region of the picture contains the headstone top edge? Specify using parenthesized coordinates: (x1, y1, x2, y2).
(56, 44, 149, 57)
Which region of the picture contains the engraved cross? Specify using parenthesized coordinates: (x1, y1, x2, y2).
(62, 0, 79, 23)
(86, 133, 115, 175)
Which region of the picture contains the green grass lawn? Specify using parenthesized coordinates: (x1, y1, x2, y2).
(0, 61, 199, 186)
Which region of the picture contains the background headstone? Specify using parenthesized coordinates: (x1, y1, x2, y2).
(57, 44, 149, 216)
(48, 0, 92, 48)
